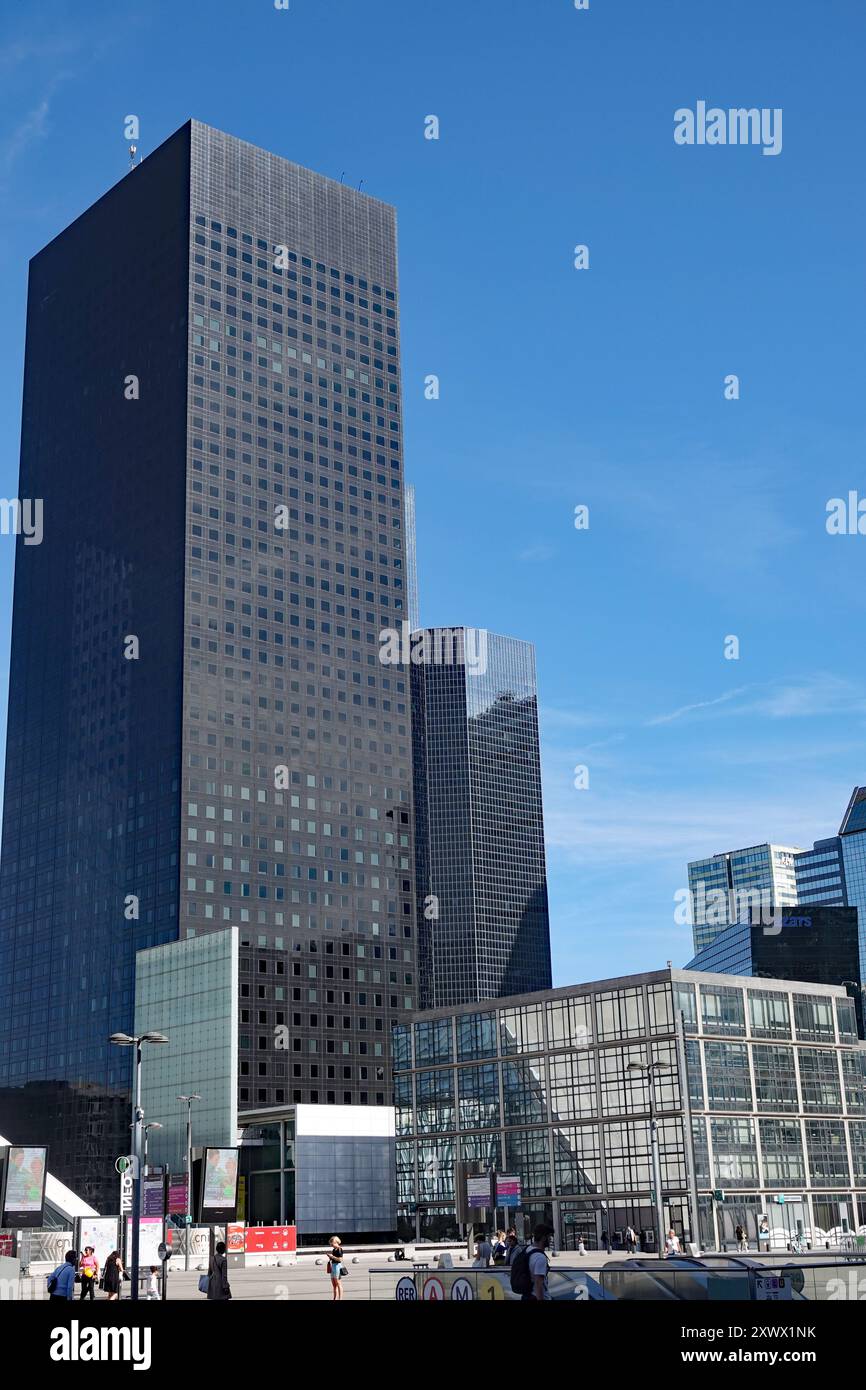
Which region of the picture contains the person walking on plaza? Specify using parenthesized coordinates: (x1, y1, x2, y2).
(102, 1250, 123, 1301)
(735, 1223, 748, 1252)
(207, 1240, 232, 1301)
(510, 1224, 552, 1302)
(624, 1225, 637, 1255)
(326, 1236, 346, 1300)
(78, 1245, 99, 1300)
(577, 1236, 586, 1256)
(665, 1229, 682, 1257)
(504, 1230, 520, 1266)
(47, 1250, 78, 1301)
(147, 1266, 160, 1300)
(492, 1230, 507, 1264)
(473, 1232, 493, 1268)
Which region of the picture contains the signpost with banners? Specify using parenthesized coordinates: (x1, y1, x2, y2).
(168, 1174, 189, 1216)
(496, 1175, 521, 1209)
(466, 1176, 492, 1210)
(142, 1173, 165, 1218)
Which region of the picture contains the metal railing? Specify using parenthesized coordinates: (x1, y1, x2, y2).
(368, 1257, 866, 1302)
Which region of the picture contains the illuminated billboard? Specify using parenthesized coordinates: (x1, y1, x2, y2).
(199, 1147, 239, 1222)
(1, 1146, 48, 1227)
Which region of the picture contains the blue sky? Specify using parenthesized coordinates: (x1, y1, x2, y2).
(1, 0, 864, 986)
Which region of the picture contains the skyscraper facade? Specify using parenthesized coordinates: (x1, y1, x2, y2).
(411, 629, 552, 1009)
(688, 843, 802, 955)
(0, 121, 416, 1209)
(683, 905, 861, 1010)
(795, 786, 866, 987)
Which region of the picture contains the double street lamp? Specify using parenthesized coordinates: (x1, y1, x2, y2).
(627, 1058, 673, 1259)
(110, 1031, 169, 1300)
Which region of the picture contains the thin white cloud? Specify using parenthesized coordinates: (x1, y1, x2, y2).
(645, 675, 866, 728)
(646, 686, 750, 726)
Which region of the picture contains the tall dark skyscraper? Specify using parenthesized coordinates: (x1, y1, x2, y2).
(0, 121, 416, 1209)
(411, 628, 552, 1008)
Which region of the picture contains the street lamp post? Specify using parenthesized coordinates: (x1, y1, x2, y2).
(143, 1122, 163, 1177)
(628, 1058, 673, 1259)
(177, 1093, 202, 1271)
(110, 1032, 169, 1300)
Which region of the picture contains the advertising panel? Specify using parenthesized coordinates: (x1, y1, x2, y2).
(78, 1217, 120, 1269)
(244, 1225, 297, 1253)
(200, 1148, 239, 1222)
(1, 1146, 48, 1228)
(126, 1218, 164, 1267)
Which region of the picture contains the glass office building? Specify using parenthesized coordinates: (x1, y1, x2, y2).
(684, 907, 862, 1032)
(0, 120, 416, 1210)
(688, 844, 802, 955)
(393, 969, 866, 1251)
(411, 630, 551, 1008)
(134, 929, 239, 1171)
(795, 788, 866, 988)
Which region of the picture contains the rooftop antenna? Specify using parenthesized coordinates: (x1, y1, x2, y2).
(128, 144, 138, 171)
(339, 171, 345, 184)
(357, 178, 364, 192)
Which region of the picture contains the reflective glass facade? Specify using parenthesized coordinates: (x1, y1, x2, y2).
(393, 969, 866, 1251)
(0, 120, 415, 1210)
(0, 126, 192, 1210)
(684, 907, 861, 1035)
(794, 787, 866, 988)
(412, 630, 551, 1007)
(688, 844, 802, 954)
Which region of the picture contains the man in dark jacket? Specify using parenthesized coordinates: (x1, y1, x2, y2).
(207, 1240, 232, 1300)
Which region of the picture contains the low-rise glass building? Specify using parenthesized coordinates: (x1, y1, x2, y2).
(393, 969, 866, 1251)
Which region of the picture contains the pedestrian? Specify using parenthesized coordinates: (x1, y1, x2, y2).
(326, 1236, 346, 1301)
(102, 1249, 123, 1301)
(473, 1231, 493, 1267)
(601, 1230, 610, 1253)
(147, 1266, 160, 1300)
(46, 1250, 78, 1301)
(665, 1229, 682, 1257)
(624, 1225, 636, 1255)
(509, 1224, 552, 1302)
(577, 1236, 586, 1256)
(504, 1230, 520, 1266)
(78, 1245, 99, 1300)
(207, 1240, 232, 1301)
(492, 1230, 507, 1264)
(735, 1223, 748, 1252)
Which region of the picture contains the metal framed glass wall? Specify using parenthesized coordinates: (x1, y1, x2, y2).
(394, 970, 866, 1251)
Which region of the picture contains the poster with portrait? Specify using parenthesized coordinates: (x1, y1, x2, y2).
(2, 1145, 48, 1227)
(199, 1147, 239, 1222)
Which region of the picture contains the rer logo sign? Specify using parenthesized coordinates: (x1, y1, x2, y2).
(117, 1156, 135, 1216)
(395, 1276, 417, 1301)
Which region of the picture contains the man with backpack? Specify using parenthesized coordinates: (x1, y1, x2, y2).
(46, 1250, 78, 1301)
(509, 1225, 553, 1301)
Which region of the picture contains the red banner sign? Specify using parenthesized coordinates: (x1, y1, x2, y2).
(244, 1225, 297, 1253)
